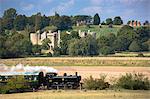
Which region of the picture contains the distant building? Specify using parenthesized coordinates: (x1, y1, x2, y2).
(129, 20, 141, 27)
(30, 30, 60, 54)
(76, 19, 93, 26)
(78, 30, 96, 38)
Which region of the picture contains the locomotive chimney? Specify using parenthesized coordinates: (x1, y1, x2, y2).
(75, 72, 78, 76)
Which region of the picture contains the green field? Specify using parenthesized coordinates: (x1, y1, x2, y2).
(44, 25, 122, 38)
(1, 90, 149, 99)
(72, 25, 121, 38)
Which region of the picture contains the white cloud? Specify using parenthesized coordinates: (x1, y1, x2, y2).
(49, 0, 74, 15)
(22, 4, 34, 11)
(80, 6, 102, 15)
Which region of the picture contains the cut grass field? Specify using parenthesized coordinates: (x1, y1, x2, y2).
(1, 90, 150, 99)
(72, 25, 121, 38)
(1, 57, 150, 67)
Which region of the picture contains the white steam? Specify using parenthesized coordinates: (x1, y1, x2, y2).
(0, 64, 58, 75)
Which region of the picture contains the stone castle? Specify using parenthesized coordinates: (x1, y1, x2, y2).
(30, 30, 96, 54)
(30, 30, 60, 53)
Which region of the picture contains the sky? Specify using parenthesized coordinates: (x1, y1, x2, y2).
(0, 0, 150, 23)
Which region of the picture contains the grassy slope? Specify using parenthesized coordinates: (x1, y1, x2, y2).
(44, 25, 122, 38)
(1, 90, 149, 99)
(0, 57, 150, 67)
(72, 25, 121, 38)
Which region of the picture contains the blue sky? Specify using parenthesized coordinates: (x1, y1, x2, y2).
(0, 0, 150, 23)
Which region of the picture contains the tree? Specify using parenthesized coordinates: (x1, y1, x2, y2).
(35, 12, 42, 31)
(106, 18, 113, 25)
(100, 46, 115, 55)
(60, 32, 72, 55)
(68, 39, 80, 56)
(3, 8, 17, 19)
(0, 76, 29, 94)
(32, 45, 42, 55)
(144, 39, 150, 51)
(113, 16, 123, 25)
(14, 15, 27, 30)
(143, 20, 149, 26)
(68, 35, 98, 56)
(127, 21, 131, 25)
(41, 38, 51, 50)
(53, 47, 61, 57)
(70, 31, 80, 39)
(2, 8, 17, 30)
(136, 26, 150, 42)
(72, 15, 92, 25)
(129, 40, 141, 52)
(60, 31, 80, 55)
(97, 33, 116, 48)
(113, 25, 137, 51)
(113, 36, 130, 51)
(52, 15, 72, 30)
(93, 13, 100, 25)
(101, 21, 106, 25)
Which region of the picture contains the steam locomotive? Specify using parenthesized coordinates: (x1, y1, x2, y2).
(0, 72, 81, 91)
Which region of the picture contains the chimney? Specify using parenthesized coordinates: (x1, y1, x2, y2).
(75, 72, 78, 76)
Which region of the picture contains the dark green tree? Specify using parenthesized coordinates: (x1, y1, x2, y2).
(3, 8, 17, 19)
(100, 46, 115, 55)
(41, 38, 51, 50)
(35, 12, 42, 31)
(129, 40, 142, 52)
(53, 47, 61, 57)
(114, 25, 137, 51)
(2, 8, 17, 30)
(127, 21, 131, 25)
(101, 21, 106, 25)
(32, 45, 42, 55)
(68, 35, 98, 56)
(113, 16, 123, 25)
(93, 13, 100, 25)
(14, 15, 27, 30)
(106, 18, 113, 25)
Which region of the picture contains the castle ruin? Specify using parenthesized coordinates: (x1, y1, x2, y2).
(30, 30, 60, 54)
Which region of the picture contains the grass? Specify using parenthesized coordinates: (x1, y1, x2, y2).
(1, 90, 150, 99)
(72, 25, 121, 38)
(44, 25, 121, 38)
(0, 57, 150, 67)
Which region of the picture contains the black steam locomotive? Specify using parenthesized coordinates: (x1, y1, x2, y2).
(0, 72, 81, 91)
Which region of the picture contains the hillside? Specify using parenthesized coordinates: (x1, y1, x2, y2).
(44, 25, 122, 38)
(72, 25, 122, 38)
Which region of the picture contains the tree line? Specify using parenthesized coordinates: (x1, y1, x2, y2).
(61, 25, 150, 56)
(0, 8, 150, 58)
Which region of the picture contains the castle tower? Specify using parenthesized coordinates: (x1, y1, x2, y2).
(57, 30, 61, 47)
(30, 33, 38, 45)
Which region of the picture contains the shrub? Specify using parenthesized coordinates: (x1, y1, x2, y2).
(116, 73, 150, 90)
(100, 46, 115, 55)
(46, 52, 52, 57)
(0, 76, 29, 94)
(137, 53, 144, 57)
(83, 74, 110, 90)
(129, 40, 142, 52)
